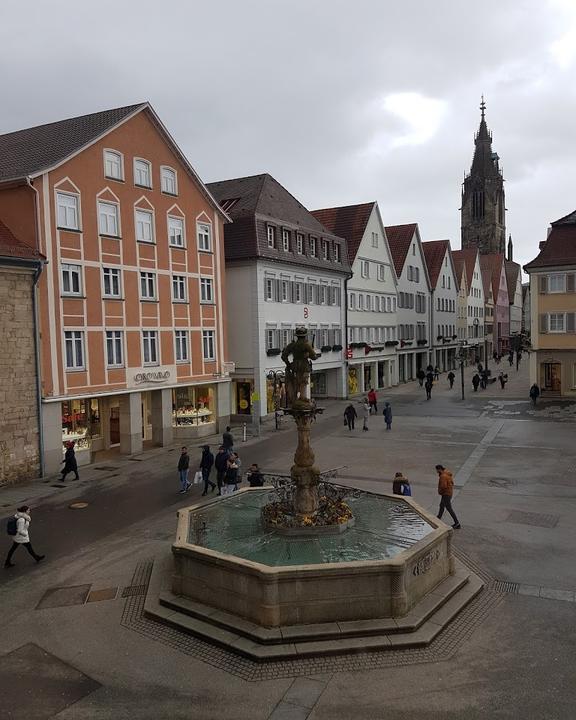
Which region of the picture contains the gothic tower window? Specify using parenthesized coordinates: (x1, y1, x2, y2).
(472, 190, 484, 220)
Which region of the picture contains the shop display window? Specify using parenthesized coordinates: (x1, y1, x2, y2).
(61, 398, 100, 449)
(172, 385, 215, 426)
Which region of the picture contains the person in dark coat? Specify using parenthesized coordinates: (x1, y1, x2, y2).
(214, 446, 228, 496)
(508, 352, 514, 367)
(60, 441, 79, 481)
(472, 373, 480, 392)
(434, 366, 440, 381)
(529, 383, 540, 406)
(447, 371, 455, 389)
(392, 472, 408, 496)
(222, 426, 234, 454)
(199, 445, 216, 496)
(383, 402, 393, 430)
(247, 463, 264, 487)
(177, 447, 190, 493)
(416, 369, 426, 387)
(425, 379, 433, 400)
(516, 351, 522, 371)
(343, 403, 357, 431)
(223, 456, 240, 494)
(499, 372, 508, 389)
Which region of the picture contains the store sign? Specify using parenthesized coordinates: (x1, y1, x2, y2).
(127, 365, 176, 389)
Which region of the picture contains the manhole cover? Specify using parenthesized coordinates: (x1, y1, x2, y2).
(69, 502, 89, 509)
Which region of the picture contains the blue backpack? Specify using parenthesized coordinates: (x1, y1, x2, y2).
(6, 517, 18, 536)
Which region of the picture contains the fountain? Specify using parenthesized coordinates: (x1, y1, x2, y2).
(145, 329, 484, 660)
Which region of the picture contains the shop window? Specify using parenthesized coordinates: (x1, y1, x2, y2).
(62, 398, 101, 450)
(172, 385, 215, 426)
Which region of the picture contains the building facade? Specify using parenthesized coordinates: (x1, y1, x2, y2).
(0, 221, 44, 483)
(524, 210, 576, 397)
(0, 104, 231, 475)
(423, 240, 458, 372)
(481, 255, 509, 355)
(207, 174, 350, 419)
(452, 248, 486, 362)
(506, 259, 523, 340)
(311, 202, 398, 395)
(385, 224, 431, 382)
(479, 256, 495, 360)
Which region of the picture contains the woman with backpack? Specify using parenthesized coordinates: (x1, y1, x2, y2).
(4, 505, 45, 568)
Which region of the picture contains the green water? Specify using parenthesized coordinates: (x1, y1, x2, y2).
(187, 490, 433, 566)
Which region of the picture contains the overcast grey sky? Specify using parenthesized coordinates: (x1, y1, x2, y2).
(1, 0, 575, 271)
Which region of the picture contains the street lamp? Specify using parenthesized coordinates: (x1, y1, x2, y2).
(457, 341, 469, 401)
(266, 370, 285, 430)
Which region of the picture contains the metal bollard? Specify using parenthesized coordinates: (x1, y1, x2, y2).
(242, 423, 247, 442)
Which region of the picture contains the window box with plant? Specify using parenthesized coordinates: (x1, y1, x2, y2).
(385, 340, 399, 347)
(321, 345, 332, 353)
(350, 342, 367, 349)
(417, 339, 428, 346)
(332, 344, 343, 351)
(266, 348, 282, 356)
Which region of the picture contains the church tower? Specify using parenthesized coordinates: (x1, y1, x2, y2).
(461, 98, 506, 255)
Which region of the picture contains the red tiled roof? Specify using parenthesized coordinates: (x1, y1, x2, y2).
(310, 203, 374, 263)
(504, 260, 520, 302)
(524, 211, 576, 270)
(384, 223, 418, 277)
(422, 240, 450, 289)
(0, 220, 43, 260)
(480, 254, 506, 302)
(452, 248, 478, 296)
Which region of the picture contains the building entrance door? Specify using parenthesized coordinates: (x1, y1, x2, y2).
(109, 405, 120, 445)
(542, 363, 561, 393)
(236, 382, 252, 415)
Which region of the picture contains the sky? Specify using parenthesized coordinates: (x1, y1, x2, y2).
(1, 0, 576, 274)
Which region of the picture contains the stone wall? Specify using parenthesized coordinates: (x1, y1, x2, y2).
(0, 267, 40, 484)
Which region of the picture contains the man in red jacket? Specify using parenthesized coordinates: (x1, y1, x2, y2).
(435, 464, 461, 529)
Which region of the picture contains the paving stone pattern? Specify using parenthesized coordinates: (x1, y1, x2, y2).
(36, 584, 92, 610)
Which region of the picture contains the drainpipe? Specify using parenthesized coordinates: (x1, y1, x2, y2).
(344, 275, 349, 399)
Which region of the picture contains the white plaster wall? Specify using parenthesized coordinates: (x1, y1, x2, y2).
(510, 275, 523, 336)
(430, 248, 459, 350)
(468, 255, 486, 343)
(396, 231, 431, 363)
(224, 264, 258, 372)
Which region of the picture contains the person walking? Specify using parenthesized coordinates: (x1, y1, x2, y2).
(4, 506, 45, 568)
(199, 445, 216, 496)
(447, 371, 455, 389)
(383, 402, 393, 431)
(361, 399, 370, 431)
(416, 368, 425, 387)
(60, 441, 79, 481)
(177, 447, 191, 493)
(508, 351, 514, 367)
(529, 383, 540, 406)
(367, 388, 378, 414)
(516, 351, 522, 371)
(480, 369, 489, 389)
(246, 463, 264, 487)
(434, 366, 440, 381)
(435, 465, 461, 529)
(499, 372, 508, 390)
(214, 446, 228, 495)
(343, 403, 357, 431)
(223, 456, 240, 494)
(425, 378, 433, 400)
(222, 426, 234, 454)
(472, 373, 480, 392)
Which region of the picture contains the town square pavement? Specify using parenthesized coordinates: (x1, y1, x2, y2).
(1, 362, 575, 719)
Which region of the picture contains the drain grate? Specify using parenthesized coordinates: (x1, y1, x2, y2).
(493, 580, 519, 594)
(121, 584, 147, 598)
(94, 466, 119, 471)
(50, 483, 67, 488)
(129, 458, 143, 462)
(506, 510, 559, 528)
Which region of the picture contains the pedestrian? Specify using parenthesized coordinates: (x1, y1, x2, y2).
(529, 383, 540, 406)
(480, 370, 488, 389)
(177, 446, 191, 493)
(472, 373, 480, 392)
(493, 351, 498, 363)
(416, 369, 425, 387)
(4, 506, 45, 568)
(368, 388, 378, 414)
(223, 456, 240, 494)
(477, 362, 483, 374)
(447, 371, 455, 389)
(508, 352, 514, 367)
(214, 446, 228, 496)
(361, 399, 370, 431)
(434, 366, 440, 381)
(392, 472, 409, 496)
(60, 441, 79, 481)
(435, 465, 461, 529)
(199, 445, 216, 496)
(516, 351, 522, 371)
(499, 372, 508, 389)
(246, 463, 264, 487)
(222, 425, 234, 454)
(343, 403, 357, 431)
(383, 402, 393, 431)
(425, 378, 433, 400)
(232, 452, 242, 473)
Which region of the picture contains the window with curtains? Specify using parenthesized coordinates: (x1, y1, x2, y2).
(106, 330, 123, 367)
(64, 331, 84, 370)
(57, 192, 79, 229)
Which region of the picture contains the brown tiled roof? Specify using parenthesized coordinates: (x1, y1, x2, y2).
(452, 248, 478, 296)
(524, 210, 576, 270)
(422, 240, 450, 289)
(504, 260, 521, 302)
(0, 220, 43, 260)
(0, 104, 146, 183)
(480, 253, 506, 302)
(206, 174, 351, 272)
(384, 223, 418, 277)
(310, 203, 374, 263)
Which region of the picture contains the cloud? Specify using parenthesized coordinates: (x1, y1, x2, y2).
(383, 93, 448, 148)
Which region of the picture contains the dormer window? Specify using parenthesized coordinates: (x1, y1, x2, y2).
(334, 244, 341, 263)
(322, 239, 329, 261)
(267, 225, 275, 248)
(282, 228, 290, 252)
(310, 236, 317, 257)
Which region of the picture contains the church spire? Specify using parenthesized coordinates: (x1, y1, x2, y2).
(507, 234, 513, 262)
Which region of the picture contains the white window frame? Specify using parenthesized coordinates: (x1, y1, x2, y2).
(358, 294, 364, 311)
(56, 192, 79, 230)
(140, 271, 157, 300)
(366, 294, 372, 311)
(282, 229, 290, 252)
(135, 208, 154, 243)
(294, 282, 303, 303)
(103, 267, 121, 298)
(349, 293, 356, 310)
(64, 330, 85, 371)
(161, 166, 178, 195)
(134, 158, 152, 188)
(142, 330, 159, 366)
(377, 264, 385, 281)
(310, 237, 317, 257)
(548, 274, 565, 293)
(265, 328, 277, 350)
(175, 330, 189, 363)
(281, 280, 290, 303)
(319, 285, 327, 305)
(322, 240, 329, 261)
(334, 244, 341, 262)
(172, 275, 187, 302)
(202, 329, 216, 361)
(267, 225, 275, 249)
(61, 263, 82, 295)
(105, 330, 124, 368)
(549, 313, 565, 333)
(296, 233, 304, 254)
(197, 222, 212, 252)
(371, 231, 378, 248)
(103, 149, 124, 181)
(361, 260, 369, 278)
(168, 215, 185, 247)
(200, 277, 214, 303)
(98, 201, 120, 237)
(265, 278, 275, 301)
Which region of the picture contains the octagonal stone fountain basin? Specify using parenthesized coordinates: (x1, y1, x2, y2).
(172, 488, 454, 628)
